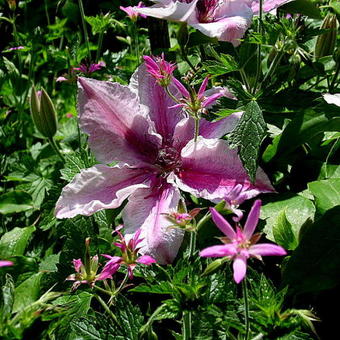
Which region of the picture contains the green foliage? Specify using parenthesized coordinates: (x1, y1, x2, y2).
(0, 191, 33, 214)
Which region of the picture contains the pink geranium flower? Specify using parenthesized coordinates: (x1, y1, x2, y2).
(134, 0, 292, 46)
(99, 227, 156, 280)
(120, 2, 147, 21)
(200, 200, 286, 283)
(55, 63, 274, 263)
(73, 61, 106, 75)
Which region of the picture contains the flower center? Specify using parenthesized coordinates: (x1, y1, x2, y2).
(196, 0, 219, 23)
(156, 145, 182, 174)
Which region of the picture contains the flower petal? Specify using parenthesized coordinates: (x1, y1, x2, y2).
(251, 0, 293, 15)
(199, 244, 237, 258)
(0, 260, 13, 267)
(233, 255, 247, 284)
(78, 77, 161, 166)
(209, 208, 236, 240)
(122, 185, 184, 264)
(98, 259, 121, 280)
(134, 0, 198, 22)
(55, 164, 151, 219)
(129, 64, 185, 142)
(243, 199, 261, 239)
(136, 255, 157, 265)
(249, 243, 287, 257)
(176, 137, 274, 202)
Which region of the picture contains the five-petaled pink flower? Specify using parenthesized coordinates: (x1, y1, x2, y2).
(55, 62, 274, 264)
(99, 227, 156, 280)
(120, 2, 147, 21)
(200, 200, 286, 283)
(134, 0, 292, 46)
(73, 61, 106, 75)
(0, 260, 13, 267)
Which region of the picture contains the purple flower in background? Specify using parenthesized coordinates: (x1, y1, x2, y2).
(55, 63, 274, 263)
(120, 2, 147, 21)
(7, 46, 25, 51)
(99, 227, 156, 280)
(134, 0, 292, 46)
(0, 260, 13, 267)
(73, 61, 106, 75)
(200, 200, 286, 283)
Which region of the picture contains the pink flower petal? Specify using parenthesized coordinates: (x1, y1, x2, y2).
(249, 243, 287, 257)
(129, 64, 185, 141)
(55, 164, 151, 218)
(209, 208, 236, 240)
(198, 77, 209, 98)
(176, 137, 274, 202)
(73, 259, 83, 273)
(199, 244, 237, 257)
(243, 199, 261, 239)
(172, 77, 190, 98)
(0, 260, 13, 267)
(233, 255, 247, 283)
(136, 255, 157, 265)
(202, 92, 224, 108)
(78, 77, 162, 166)
(251, 0, 293, 15)
(122, 185, 184, 264)
(98, 261, 121, 280)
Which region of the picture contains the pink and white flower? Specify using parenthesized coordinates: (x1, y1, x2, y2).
(55, 63, 274, 264)
(134, 0, 292, 46)
(200, 200, 286, 283)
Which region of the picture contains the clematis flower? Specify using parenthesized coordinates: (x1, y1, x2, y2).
(0, 260, 13, 267)
(120, 2, 147, 21)
(99, 227, 156, 280)
(55, 63, 274, 264)
(134, 0, 292, 46)
(200, 200, 286, 283)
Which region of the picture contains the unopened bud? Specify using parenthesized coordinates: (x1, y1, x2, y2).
(30, 86, 57, 138)
(7, 0, 16, 11)
(315, 13, 338, 59)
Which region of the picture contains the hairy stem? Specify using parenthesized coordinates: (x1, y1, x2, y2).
(77, 0, 91, 59)
(48, 138, 65, 162)
(242, 279, 250, 340)
(253, 0, 263, 94)
(183, 310, 192, 340)
(95, 294, 118, 323)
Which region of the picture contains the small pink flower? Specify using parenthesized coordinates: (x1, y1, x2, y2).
(120, 2, 147, 21)
(164, 208, 201, 228)
(0, 260, 13, 267)
(66, 112, 74, 118)
(200, 200, 286, 283)
(7, 46, 25, 51)
(99, 227, 156, 280)
(143, 54, 177, 87)
(73, 61, 106, 75)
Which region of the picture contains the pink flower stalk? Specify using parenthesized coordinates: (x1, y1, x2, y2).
(73, 61, 106, 75)
(134, 0, 292, 46)
(6, 46, 25, 51)
(0, 260, 13, 267)
(200, 200, 287, 283)
(120, 2, 147, 21)
(55, 62, 274, 264)
(66, 256, 101, 290)
(143, 54, 177, 87)
(99, 228, 156, 280)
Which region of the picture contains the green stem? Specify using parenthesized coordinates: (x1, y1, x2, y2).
(77, 0, 91, 59)
(253, 0, 263, 94)
(194, 117, 199, 142)
(196, 212, 211, 231)
(183, 310, 192, 340)
(188, 230, 197, 258)
(96, 31, 104, 62)
(48, 137, 65, 162)
(95, 294, 118, 323)
(262, 49, 284, 86)
(116, 273, 129, 294)
(133, 23, 140, 65)
(329, 61, 340, 93)
(92, 284, 114, 297)
(242, 279, 250, 340)
(165, 86, 181, 104)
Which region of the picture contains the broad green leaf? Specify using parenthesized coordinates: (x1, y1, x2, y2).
(12, 272, 43, 313)
(261, 194, 315, 242)
(329, 1, 340, 16)
(281, 0, 322, 19)
(1, 274, 14, 322)
(0, 226, 36, 258)
(308, 178, 340, 215)
(131, 281, 174, 295)
(0, 191, 33, 214)
(272, 210, 298, 250)
(228, 100, 267, 182)
(318, 164, 340, 180)
(39, 253, 60, 272)
(283, 206, 340, 293)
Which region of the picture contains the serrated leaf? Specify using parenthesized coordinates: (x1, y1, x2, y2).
(308, 178, 340, 215)
(228, 100, 267, 182)
(39, 253, 60, 272)
(60, 152, 86, 182)
(130, 281, 173, 295)
(0, 226, 35, 258)
(273, 210, 298, 250)
(0, 190, 33, 214)
(1, 274, 15, 322)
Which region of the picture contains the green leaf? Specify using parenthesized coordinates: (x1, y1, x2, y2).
(130, 281, 173, 295)
(308, 179, 340, 215)
(228, 100, 267, 182)
(329, 1, 340, 16)
(39, 253, 60, 272)
(283, 206, 340, 293)
(0, 226, 36, 258)
(273, 210, 298, 250)
(1, 274, 15, 322)
(281, 0, 322, 19)
(12, 272, 43, 313)
(261, 193, 315, 243)
(0, 191, 33, 214)
(60, 152, 87, 182)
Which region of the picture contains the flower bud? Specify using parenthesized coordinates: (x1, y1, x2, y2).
(30, 86, 57, 138)
(7, 0, 16, 11)
(315, 13, 338, 59)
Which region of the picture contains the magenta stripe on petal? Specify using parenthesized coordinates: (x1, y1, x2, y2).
(199, 244, 236, 258)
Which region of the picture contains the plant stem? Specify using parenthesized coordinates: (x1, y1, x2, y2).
(116, 273, 129, 294)
(262, 49, 284, 86)
(196, 212, 211, 231)
(92, 284, 113, 297)
(242, 279, 250, 340)
(253, 0, 263, 94)
(165, 86, 180, 104)
(329, 61, 340, 93)
(183, 310, 192, 340)
(77, 0, 91, 59)
(95, 294, 118, 323)
(96, 31, 104, 62)
(48, 137, 65, 162)
(194, 117, 199, 142)
(188, 230, 197, 258)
